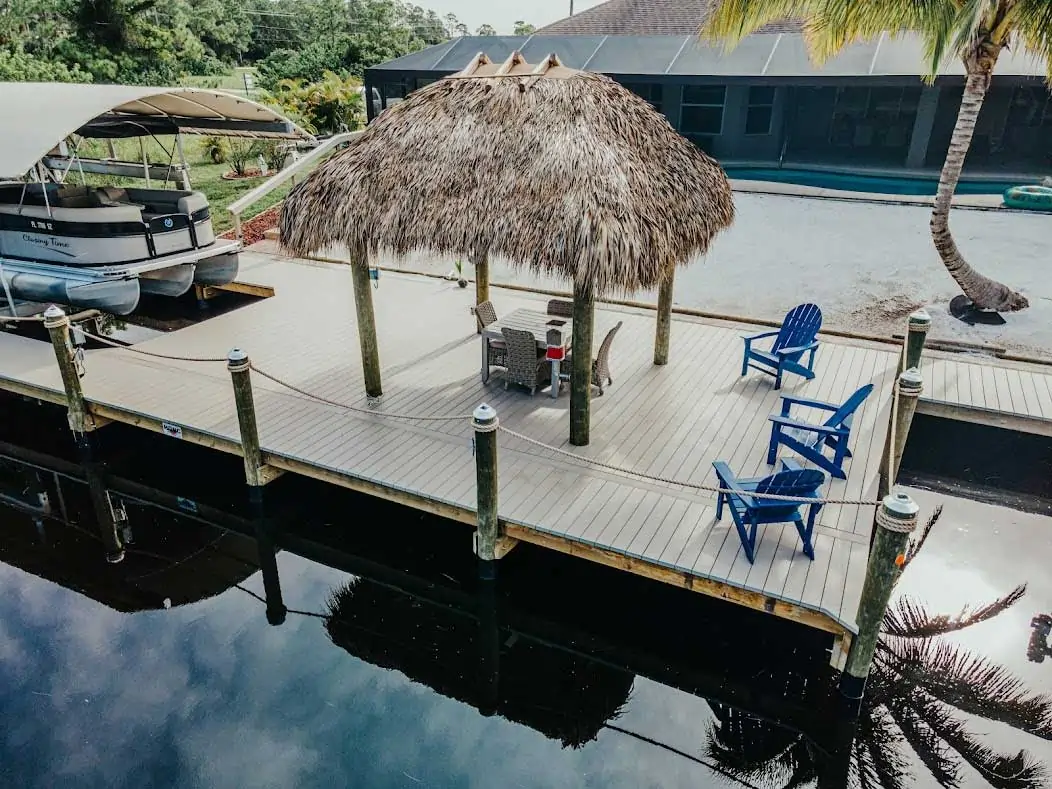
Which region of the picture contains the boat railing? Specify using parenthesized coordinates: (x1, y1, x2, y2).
(225, 131, 362, 240)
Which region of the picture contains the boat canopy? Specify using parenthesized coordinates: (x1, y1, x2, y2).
(0, 82, 314, 181)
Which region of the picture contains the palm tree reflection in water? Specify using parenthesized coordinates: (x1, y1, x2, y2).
(707, 506, 1052, 789)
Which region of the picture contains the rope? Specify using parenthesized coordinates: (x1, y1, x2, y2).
(875, 506, 917, 533)
(497, 425, 883, 505)
(80, 329, 228, 363)
(0, 314, 47, 322)
(248, 363, 474, 422)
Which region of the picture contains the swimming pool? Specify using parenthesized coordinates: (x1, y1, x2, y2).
(725, 167, 1018, 196)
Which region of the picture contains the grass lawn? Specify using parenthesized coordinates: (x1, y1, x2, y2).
(76, 134, 300, 235)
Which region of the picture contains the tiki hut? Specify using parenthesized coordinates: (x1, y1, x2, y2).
(280, 51, 734, 445)
(325, 578, 635, 747)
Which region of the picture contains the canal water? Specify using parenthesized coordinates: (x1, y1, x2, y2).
(0, 395, 1049, 788)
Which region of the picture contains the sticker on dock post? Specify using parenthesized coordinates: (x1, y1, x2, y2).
(161, 422, 184, 439)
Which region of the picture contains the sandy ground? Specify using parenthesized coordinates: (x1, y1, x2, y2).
(372, 193, 1052, 358)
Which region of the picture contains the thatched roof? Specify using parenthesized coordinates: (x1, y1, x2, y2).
(280, 52, 734, 295)
(325, 578, 634, 747)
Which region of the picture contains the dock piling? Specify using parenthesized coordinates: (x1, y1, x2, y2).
(253, 514, 288, 626)
(43, 305, 89, 435)
(227, 348, 264, 500)
(878, 367, 924, 499)
(473, 403, 499, 580)
(841, 491, 919, 699)
(902, 309, 931, 374)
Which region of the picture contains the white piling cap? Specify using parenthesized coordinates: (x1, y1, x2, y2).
(899, 367, 924, 389)
(473, 403, 497, 422)
(883, 490, 920, 517)
(227, 348, 248, 363)
(908, 309, 931, 327)
(43, 304, 65, 319)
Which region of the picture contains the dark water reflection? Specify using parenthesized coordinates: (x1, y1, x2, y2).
(0, 397, 1049, 788)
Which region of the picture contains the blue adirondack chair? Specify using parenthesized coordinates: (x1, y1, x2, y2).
(712, 459, 825, 564)
(741, 303, 823, 389)
(766, 383, 875, 479)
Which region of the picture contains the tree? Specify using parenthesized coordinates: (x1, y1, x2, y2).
(704, 506, 1052, 789)
(476, 23, 497, 36)
(513, 21, 535, 36)
(703, 1, 1052, 314)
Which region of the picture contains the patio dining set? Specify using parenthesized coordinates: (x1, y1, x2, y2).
(478, 299, 622, 400)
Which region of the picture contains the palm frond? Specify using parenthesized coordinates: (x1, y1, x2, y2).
(885, 638, 1052, 738)
(858, 704, 911, 789)
(901, 504, 943, 570)
(700, 0, 807, 48)
(1014, 0, 1052, 79)
(908, 690, 1049, 789)
(883, 585, 1027, 638)
(882, 687, 962, 787)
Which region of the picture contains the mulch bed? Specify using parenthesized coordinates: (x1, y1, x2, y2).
(221, 205, 281, 246)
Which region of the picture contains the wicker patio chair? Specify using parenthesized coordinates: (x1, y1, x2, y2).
(547, 299, 574, 318)
(563, 320, 623, 396)
(501, 327, 550, 395)
(476, 300, 507, 368)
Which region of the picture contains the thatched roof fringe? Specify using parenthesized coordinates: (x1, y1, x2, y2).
(280, 53, 734, 295)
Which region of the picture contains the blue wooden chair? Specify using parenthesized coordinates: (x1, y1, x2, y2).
(766, 384, 875, 479)
(712, 459, 825, 564)
(741, 304, 823, 389)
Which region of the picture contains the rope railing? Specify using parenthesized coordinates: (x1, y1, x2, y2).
(70, 325, 890, 505)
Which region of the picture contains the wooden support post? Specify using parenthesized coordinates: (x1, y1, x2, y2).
(474, 253, 489, 333)
(82, 449, 125, 564)
(899, 309, 931, 375)
(841, 491, 919, 698)
(477, 579, 500, 717)
(253, 513, 287, 626)
(877, 367, 924, 500)
(654, 267, 674, 366)
(473, 403, 499, 579)
(227, 349, 264, 498)
(570, 281, 594, 446)
(43, 305, 89, 435)
(349, 253, 383, 401)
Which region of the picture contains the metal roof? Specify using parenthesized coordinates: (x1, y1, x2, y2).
(369, 33, 1047, 79)
(0, 82, 312, 181)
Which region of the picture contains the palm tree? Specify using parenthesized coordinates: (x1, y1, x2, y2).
(705, 506, 1052, 788)
(703, 2, 1052, 314)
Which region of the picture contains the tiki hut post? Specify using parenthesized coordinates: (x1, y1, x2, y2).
(570, 282, 594, 446)
(349, 245, 383, 400)
(654, 266, 674, 366)
(473, 252, 489, 332)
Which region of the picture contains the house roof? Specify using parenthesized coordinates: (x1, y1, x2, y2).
(368, 33, 1046, 81)
(536, 0, 799, 36)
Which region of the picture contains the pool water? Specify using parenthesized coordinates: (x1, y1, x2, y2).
(725, 167, 1018, 196)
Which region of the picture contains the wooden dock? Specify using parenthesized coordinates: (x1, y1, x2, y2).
(2, 247, 1050, 650)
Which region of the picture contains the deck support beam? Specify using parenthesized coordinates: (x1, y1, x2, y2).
(349, 252, 383, 400)
(654, 267, 674, 366)
(473, 404, 500, 579)
(570, 281, 594, 446)
(842, 492, 919, 698)
(473, 253, 489, 333)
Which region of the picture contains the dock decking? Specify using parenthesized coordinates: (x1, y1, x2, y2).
(2, 248, 1050, 643)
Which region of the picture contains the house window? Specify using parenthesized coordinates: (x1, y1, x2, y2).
(620, 82, 663, 114)
(829, 86, 920, 150)
(746, 86, 776, 135)
(681, 85, 726, 152)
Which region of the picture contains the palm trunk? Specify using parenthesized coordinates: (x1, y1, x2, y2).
(930, 70, 1028, 312)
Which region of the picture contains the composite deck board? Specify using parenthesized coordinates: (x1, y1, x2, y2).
(4, 250, 1051, 634)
